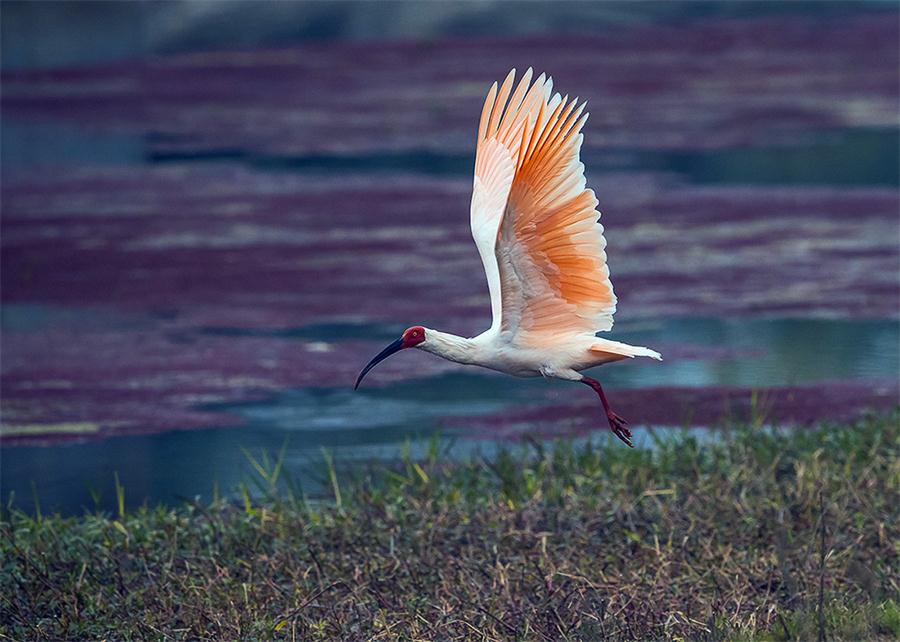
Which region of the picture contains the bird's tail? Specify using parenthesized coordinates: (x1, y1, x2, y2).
(629, 345, 663, 361)
(591, 340, 663, 361)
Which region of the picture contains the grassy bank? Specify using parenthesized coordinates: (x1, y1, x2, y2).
(2, 412, 899, 641)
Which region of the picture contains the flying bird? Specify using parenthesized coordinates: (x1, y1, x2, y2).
(355, 68, 661, 447)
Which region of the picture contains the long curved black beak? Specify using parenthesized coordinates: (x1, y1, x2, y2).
(354, 337, 404, 390)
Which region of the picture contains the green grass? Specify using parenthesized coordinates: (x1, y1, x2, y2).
(2, 412, 898, 641)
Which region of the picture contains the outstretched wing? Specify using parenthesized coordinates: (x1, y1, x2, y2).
(469, 68, 616, 345)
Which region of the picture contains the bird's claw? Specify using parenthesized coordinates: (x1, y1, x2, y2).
(607, 411, 633, 448)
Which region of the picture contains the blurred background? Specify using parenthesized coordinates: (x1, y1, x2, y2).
(2, 1, 898, 514)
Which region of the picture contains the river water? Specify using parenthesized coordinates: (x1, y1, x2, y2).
(2, 3, 898, 514)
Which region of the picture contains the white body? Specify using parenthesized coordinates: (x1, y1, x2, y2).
(419, 327, 659, 381)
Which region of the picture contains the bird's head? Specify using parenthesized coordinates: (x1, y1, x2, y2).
(354, 326, 426, 389)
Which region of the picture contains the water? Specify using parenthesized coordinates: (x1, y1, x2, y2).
(2, 316, 896, 515)
(2, 3, 898, 515)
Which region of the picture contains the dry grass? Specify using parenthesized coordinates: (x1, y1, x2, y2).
(2, 411, 899, 641)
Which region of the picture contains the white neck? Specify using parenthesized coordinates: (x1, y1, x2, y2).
(418, 328, 478, 365)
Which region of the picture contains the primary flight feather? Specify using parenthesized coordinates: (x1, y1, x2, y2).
(355, 68, 661, 447)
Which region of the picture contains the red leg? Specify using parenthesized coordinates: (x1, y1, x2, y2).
(580, 376, 633, 447)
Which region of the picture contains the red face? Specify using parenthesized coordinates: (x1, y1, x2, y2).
(355, 325, 426, 389)
(401, 326, 426, 348)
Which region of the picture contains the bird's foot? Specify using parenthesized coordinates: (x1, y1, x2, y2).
(607, 411, 633, 448)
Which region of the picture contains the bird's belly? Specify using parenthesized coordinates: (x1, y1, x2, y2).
(482, 359, 543, 378)
(475, 347, 558, 378)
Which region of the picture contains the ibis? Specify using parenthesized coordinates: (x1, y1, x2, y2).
(355, 68, 661, 447)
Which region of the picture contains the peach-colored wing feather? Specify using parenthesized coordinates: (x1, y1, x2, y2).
(470, 69, 616, 345)
(470, 68, 548, 333)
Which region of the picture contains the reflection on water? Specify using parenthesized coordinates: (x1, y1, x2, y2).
(2, 316, 896, 515)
